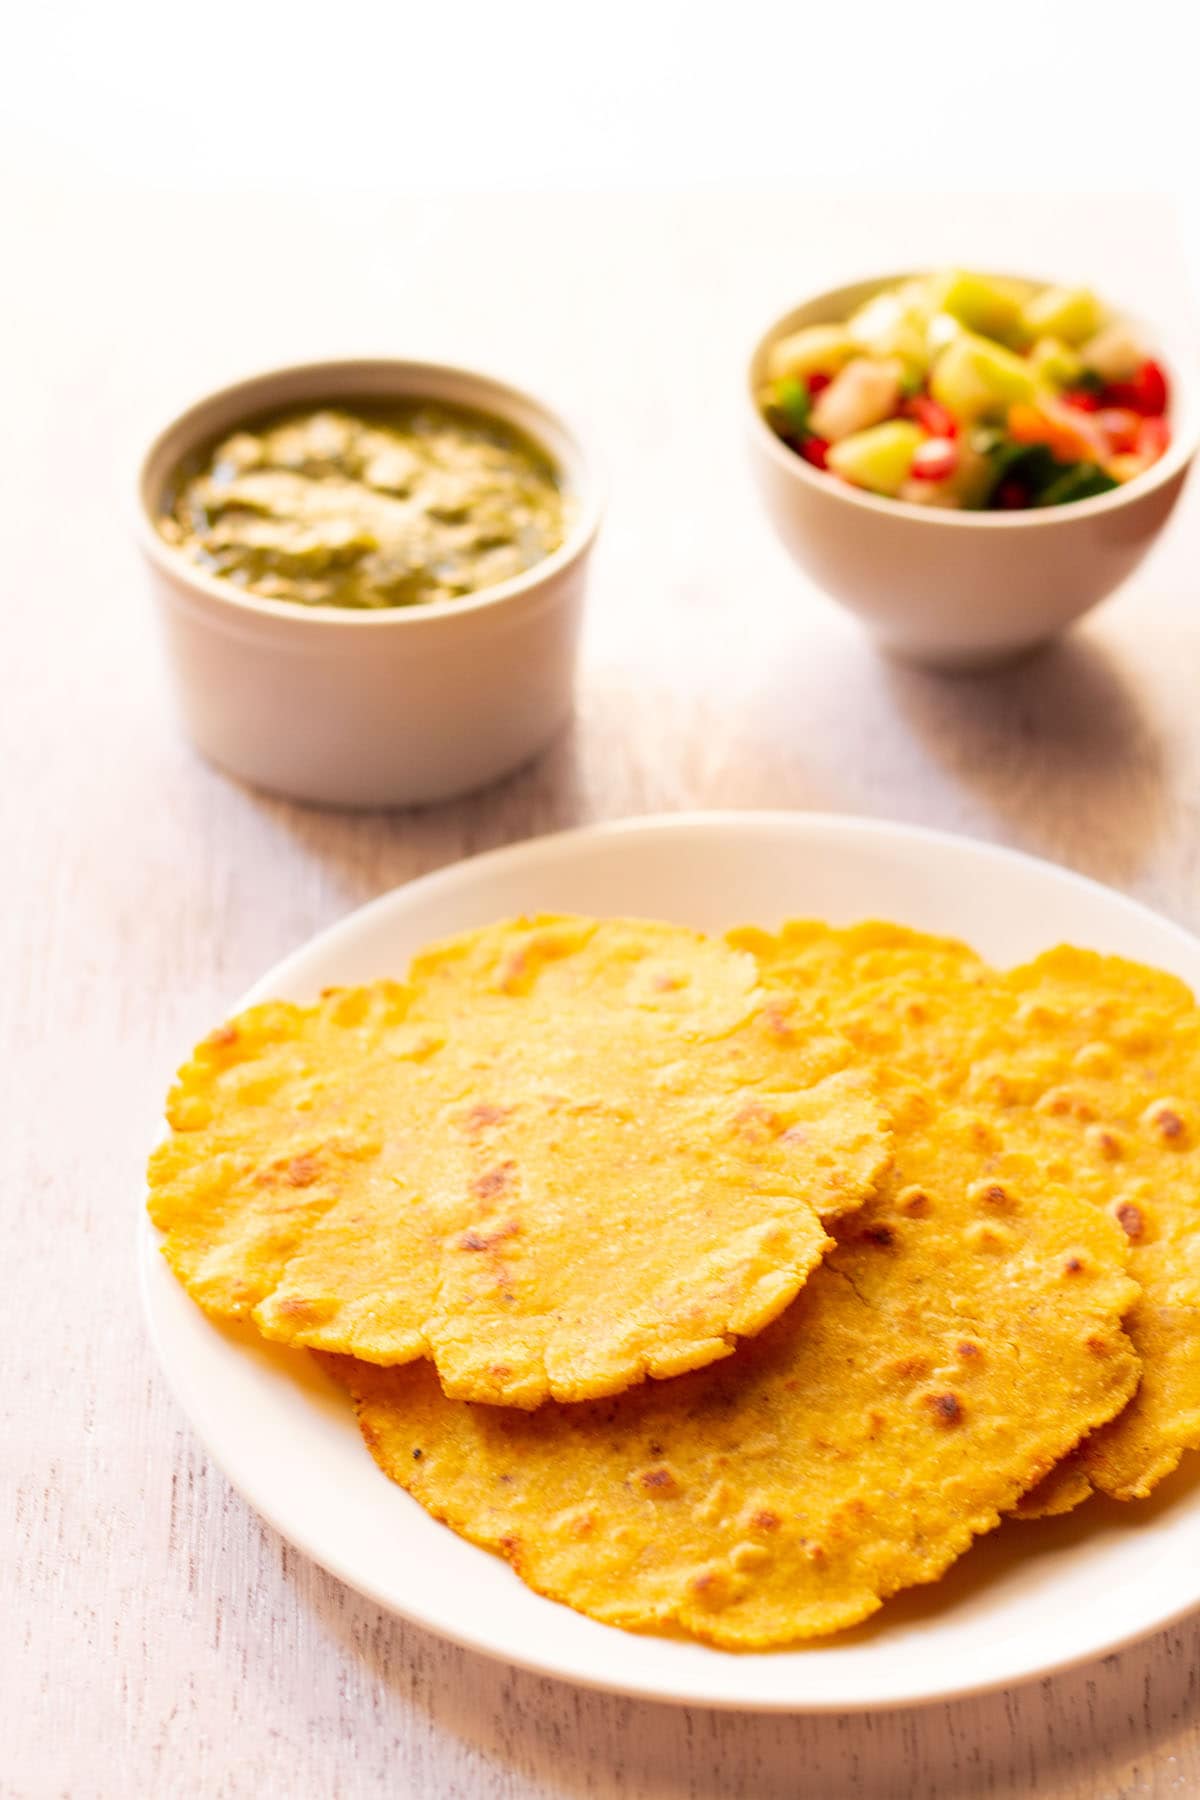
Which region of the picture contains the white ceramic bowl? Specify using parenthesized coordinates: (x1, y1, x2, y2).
(136, 359, 602, 808)
(747, 274, 1198, 670)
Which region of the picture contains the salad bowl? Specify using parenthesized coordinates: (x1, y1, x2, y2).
(747, 273, 1197, 670)
(136, 359, 603, 808)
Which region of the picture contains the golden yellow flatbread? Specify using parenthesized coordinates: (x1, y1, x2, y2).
(728, 921, 996, 1095)
(148, 916, 889, 1408)
(324, 1079, 1139, 1648)
(738, 922, 1200, 1507)
(967, 948, 1200, 1506)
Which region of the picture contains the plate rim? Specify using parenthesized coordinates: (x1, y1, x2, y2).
(140, 809, 1200, 1711)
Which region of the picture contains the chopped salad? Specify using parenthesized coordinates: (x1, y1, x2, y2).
(759, 270, 1171, 510)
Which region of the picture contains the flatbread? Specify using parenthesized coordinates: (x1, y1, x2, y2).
(325, 1079, 1138, 1647)
(967, 948, 1200, 1504)
(740, 923, 1200, 1506)
(728, 921, 995, 1094)
(148, 915, 889, 1408)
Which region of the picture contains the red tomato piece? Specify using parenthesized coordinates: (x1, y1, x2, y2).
(1094, 408, 1144, 455)
(1061, 387, 1101, 412)
(909, 437, 958, 482)
(995, 478, 1031, 510)
(1101, 383, 1137, 409)
(903, 396, 958, 438)
(807, 372, 832, 396)
(1133, 360, 1169, 415)
(799, 435, 830, 469)
(1137, 415, 1171, 461)
(1103, 360, 1170, 416)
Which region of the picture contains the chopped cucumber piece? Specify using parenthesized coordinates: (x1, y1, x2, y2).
(765, 376, 811, 436)
(945, 440, 994, 509)
(827, 421, 924, 497)
(930, 332, 1037, 423)
(766, 325, 859, 384)
(1079, 322, 1145, 382)
(1021, 286, 1105, 347)
(926, 311, 963, 356)
(933, 270, 1030, 346)
(847, 291, 930, 373)
(1029, 336, 1085, 389)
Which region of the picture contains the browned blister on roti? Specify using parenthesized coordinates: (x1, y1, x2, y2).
(323, 1081, 1138, 1648)
(148, 916, 889, 1408)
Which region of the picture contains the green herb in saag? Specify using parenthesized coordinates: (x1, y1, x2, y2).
(158, 400, 568, 610)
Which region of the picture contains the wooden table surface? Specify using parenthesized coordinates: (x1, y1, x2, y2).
(6, 177, 1200, 1797)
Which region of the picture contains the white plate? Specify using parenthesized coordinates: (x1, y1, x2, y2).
(140, 812, 1200, 1711)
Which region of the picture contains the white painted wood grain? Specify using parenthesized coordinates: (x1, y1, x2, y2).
(4, 175, 1200, 1797)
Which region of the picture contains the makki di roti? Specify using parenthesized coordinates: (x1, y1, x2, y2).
(735, 922, 1200, 1510)
(147, 906, 1200, 1650)
(323, 1078, 1139, 1648)
(974, 948, 1200, 1509)
(147, 916, 889, 1409)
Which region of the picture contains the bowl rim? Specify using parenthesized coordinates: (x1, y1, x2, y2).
(134, 356, 605, 628)
(746, 268, 1200, 530)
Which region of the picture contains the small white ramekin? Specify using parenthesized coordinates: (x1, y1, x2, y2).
(747, 274, 1198, 670)
(136, 359, 602, 807)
